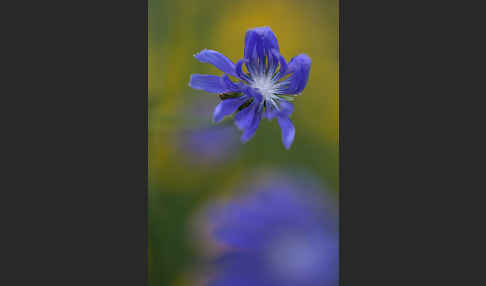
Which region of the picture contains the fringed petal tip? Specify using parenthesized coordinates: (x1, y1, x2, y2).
(240, 134, 252, 144)
(287, 54, 312, 79)
(193, 48, 210, 56)
(277, 116, 295, 150)
(244, 27, 280, 68)
(245, 26, 279, 49)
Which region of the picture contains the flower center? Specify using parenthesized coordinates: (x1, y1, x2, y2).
(250, 75, 279, 105)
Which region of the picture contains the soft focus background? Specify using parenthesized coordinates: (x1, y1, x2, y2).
(149, 0, 338, 285)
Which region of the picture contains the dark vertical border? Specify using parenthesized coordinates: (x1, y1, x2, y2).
(6, 1, 149, 285)
(340, 0, 393, 282)
(339, 0, 461, 284)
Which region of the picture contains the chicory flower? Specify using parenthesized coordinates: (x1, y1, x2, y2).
(189, 27, 311, 149)
(178, 124, 239, 165)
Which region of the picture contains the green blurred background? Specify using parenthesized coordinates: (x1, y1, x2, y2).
(149, 0, 338, 285)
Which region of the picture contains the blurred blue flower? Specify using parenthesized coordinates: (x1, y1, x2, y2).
(178, 124, 239, 165)
(205, 174, 338, 286)
(177, 96, 240, 165)
(189, 27, 311, 149)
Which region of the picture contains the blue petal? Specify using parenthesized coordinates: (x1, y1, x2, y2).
(278, 54, 312, 95)
(266, 100, 292, 120)
(235, 59, 251, 82)
(242, 86, 263, 102)
(278, 100, 294, 117)
(213, 96, 248, 123)
(277, 116, 295, 149)
(235, 86, 263, 130)
(241, 111, 262, 143)
(221, 75, 242, 92)
(189, 74, 230, 94)
(287, 54, 311, 74)
(243, 27, 280, 73)
(272, 49, 288, 81)
(265, 104, 278, 120)
(234, 88, 263, 133)
(243, 29, 259, 67)
(234, 101, 258, 130)
(234, 86, 263, 143)
(244, 27, 280, 58)
(194, 49, 237, 77)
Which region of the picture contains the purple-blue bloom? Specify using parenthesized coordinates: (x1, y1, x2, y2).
(178, 124, 239, 165)
(176, 96, 240, 165)
(204, 174, 338, 286)
(189, 27, 311, 149)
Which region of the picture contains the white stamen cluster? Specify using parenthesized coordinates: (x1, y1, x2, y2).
(250, 74, 282, 109)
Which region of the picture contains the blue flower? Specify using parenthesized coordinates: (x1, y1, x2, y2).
(204, 174, 338, 286)
(189, 27, 311, 149)
(176, 96, 240, 165)
(178, 124, 240, 165)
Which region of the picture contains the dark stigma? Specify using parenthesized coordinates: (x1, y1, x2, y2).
(237, 100, 252, 111)
(218, 92, 241, 100)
